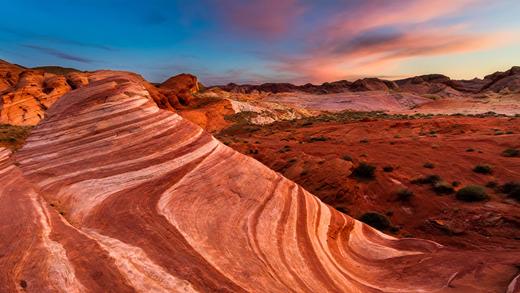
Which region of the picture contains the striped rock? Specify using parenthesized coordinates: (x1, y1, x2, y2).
(1, 72, 519, 292)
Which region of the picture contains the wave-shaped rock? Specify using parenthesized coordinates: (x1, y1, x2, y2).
(1, 72, 519, 292)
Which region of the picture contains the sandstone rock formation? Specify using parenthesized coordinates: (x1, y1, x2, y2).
(1, 72, 518, 292)
(213, 66, 520, 96)
(158, 73, 200, 106)
(0, 68, 72, 125)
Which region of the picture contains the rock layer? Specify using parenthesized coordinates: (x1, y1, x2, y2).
(1, 72, 519, 292)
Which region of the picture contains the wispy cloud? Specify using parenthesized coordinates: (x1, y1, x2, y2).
(263, 0, 513, 83)
(22, 44, 95, 63)
(1, 26, 114, 51)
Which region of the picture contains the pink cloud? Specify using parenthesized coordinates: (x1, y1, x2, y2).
(274, 27, 510, 83)
(268, 0, 512, 83)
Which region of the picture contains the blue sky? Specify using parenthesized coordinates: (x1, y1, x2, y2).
(1, 0, 519, 85)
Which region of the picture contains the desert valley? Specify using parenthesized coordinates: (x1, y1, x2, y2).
(0, 58, 519, 292)
(1, 0, 520, 292)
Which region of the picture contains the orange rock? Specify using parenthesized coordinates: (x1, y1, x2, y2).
(158, 73, 200, 106)
(0, 69, 72, 125)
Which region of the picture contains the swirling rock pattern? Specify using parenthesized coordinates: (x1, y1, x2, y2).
(1, 73, 519, 292)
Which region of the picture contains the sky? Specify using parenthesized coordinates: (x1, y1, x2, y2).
(1, 0, 519, 85)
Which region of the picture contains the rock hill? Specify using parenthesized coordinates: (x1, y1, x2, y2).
(213, 66, 520, 96)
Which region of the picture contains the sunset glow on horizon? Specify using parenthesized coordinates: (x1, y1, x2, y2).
(1, 0, 519, 85)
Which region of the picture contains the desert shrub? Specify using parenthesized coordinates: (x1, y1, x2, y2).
(411, 175, 441, 185)
(452, 181, 461, 187)
(287, 158, 297, 163)
(359, 212, 391, 231)
(456, 185, 489, 202)
(485, 181, 498, 188)
(500, 182, 520, 201)
(309, 136, 328, 142)
(423, 162, 435, 169)
(383, 166, 394, 172)
(396, 188, 413, 201)
(502, 148, 519, 157)
(473, 164, 492, 174)
(352, 162, 376, 180)
(465, 148, 475, 152)
(342, 155, 353, 161)
(494, 130, 505, 135)
(433, 181, 455, 195)
(359, 138, 369, 144)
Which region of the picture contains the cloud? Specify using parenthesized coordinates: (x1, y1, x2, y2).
(22, 45, 95, 63)
(214, 0, 306, 38)
(0, 26, 114, 51)
(264, 0, 513, 83)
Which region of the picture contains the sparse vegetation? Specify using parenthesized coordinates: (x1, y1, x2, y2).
(342, 155, 353, 162)
(423, 162, 435, 169)
(396, 188, 413, 201)
(452, 181, 461, 187)
(309, 136, 329, 142)
(502, 148, 519, 157)
(411, 175, 441, 185)
(0, 124, 33, 150)
(473, 164, 492, 174)
(352, 162, 376, 180)
(465, 148, 475, 152)
(383, 166, 394, 172)
(359, 212, 391, 231)
(433, 181, 454, 195)
(500, 181, 520, 201)
(456, 185, 489, 202)
(485, 181, 498, 189)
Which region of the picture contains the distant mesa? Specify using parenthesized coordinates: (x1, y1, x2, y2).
(211, 66, 520, 96)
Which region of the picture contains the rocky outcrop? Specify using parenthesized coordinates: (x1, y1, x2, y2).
(1, 72, 518, 292)
(0, 69, 72, 125)
(158, 73, 200, 106)
(349, 78, 399, 92)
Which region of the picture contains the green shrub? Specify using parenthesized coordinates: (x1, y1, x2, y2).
(456, 185, 489, 202)
(500, 182, 520, 201)
(342, 155, 353, 162)
(433, 181, 454, 195)
(423, 162, 435, 169)
(411, 175, 441, 185)
(383, 166, 394, 172)
(473, 164, 492, 174)
(502, 148, 519, 157)
(309, 136, 329, 142)
(352, 163, 376, 180)
(396, 188, 413, 201)
(359, 212, 391, 231)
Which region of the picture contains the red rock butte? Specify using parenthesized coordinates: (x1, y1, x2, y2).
(1, 72, 519, 292)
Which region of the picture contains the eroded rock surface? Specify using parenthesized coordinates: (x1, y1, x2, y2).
(0, 72, 518, 292)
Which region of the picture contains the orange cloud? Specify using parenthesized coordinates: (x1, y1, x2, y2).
(274, 27, 511, 83)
